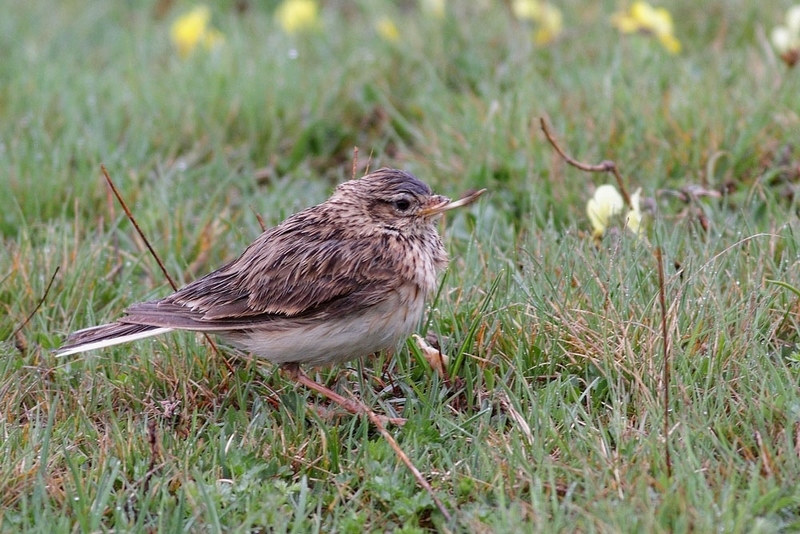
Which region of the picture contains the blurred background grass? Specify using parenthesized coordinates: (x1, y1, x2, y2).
(3, 0, 800, 531)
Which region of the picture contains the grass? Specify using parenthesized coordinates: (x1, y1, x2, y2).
(3, 0, 800, 531)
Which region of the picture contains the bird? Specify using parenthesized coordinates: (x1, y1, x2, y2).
(57, 168, 485, 397)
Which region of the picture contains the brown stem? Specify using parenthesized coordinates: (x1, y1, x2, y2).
(539, 118, 632, 207)
(286, 365, 453, 521)
(100, 165, 235, 376)
(655, 246, 672, 479)
(11, 266, 59, 343)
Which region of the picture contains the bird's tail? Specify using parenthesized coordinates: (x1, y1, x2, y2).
(56, 322, 174, 357)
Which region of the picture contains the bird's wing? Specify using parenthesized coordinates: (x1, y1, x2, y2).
(121, 210, 400, 329)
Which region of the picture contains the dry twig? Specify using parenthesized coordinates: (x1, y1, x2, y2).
(368, 410, 454, 522)
(540, 118, 632, 207)
(655, 247, 672, 479)
(293, 371, 453, 520)
(100, 164, 235, 375)
(142, 418, 160, 494)
(11, 266, 59, 351)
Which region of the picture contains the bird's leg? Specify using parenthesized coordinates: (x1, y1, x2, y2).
(280, 363, 406, 426)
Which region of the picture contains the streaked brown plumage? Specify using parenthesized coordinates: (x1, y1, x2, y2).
(57, 168, 484, 369)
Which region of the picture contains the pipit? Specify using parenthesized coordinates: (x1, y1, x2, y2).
(57, 168, 484, 420)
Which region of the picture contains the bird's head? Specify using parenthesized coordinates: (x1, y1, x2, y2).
(331, 168, 484, 237)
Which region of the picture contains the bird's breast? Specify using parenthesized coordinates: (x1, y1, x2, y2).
(391, 233, 448, 294)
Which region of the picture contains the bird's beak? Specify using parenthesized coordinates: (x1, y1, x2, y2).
(419, 188, 487, 217)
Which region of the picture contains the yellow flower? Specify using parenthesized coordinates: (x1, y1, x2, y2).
(170, 5, 224, 58)
(587, 184, 625, 238)
(376, 17, 401, 43)
(275, 0, 320, 35)
(512, 0, 563, 44)
(420, 0, 446, 19)
(771, 5, 800, 67)
(587, 185, 646, 239)
(533, 3, 563, 45)
(611, 2, 681, 54)
(512, 0, 542, 20)
(625, 188, 643, 236)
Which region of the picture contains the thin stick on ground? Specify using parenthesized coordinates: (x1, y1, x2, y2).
(291, 369, 453, 521)
(99, 164, 235, 376)
(539, 118, 632, 207)
(142, 418, 159, 494)
(655, 246, 672, 479)
(12, 266, 59, 349)
(368, 403, 454, 522)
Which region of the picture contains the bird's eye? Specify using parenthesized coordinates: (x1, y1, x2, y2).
(393, 198, 411, 212)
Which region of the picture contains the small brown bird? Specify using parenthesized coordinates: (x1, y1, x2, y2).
(57, 168, 484, 379)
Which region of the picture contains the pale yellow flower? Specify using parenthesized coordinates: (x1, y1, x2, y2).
(771, 5, 800, 67)
(512, 0, 563, 44)
(420, 0, 446, 19)
(533, 3, 563, 45)
(625, 188, 643, 236)
(170, 5, 224, 58)
(587, 185, 645, 239)
(587, 185, 625, 238)
(611, 2, 681, 54)
(512, 0, 542, 20)
(275, 0, 320, 35)
(376, 17, 401, 43)
(772, 28, 796, 54)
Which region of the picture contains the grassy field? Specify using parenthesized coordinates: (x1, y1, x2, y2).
(3, 0, 800, 531)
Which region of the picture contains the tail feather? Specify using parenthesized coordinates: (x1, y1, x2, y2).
(56, 322, 174, 357)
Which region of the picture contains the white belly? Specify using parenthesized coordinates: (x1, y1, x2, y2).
(223, 285, 426, 367)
